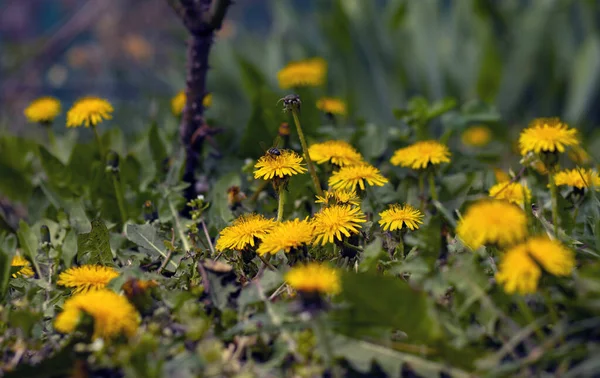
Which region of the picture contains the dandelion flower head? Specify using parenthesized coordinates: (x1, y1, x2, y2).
(519, 117, 579, 156)
(215, 213, 276, 252)
(461, 125, 492, 147)
(277, 58, 327, 89)
(456, 200, 528, 250)
(316, 97, 347, 116)
(390, 140, 451, 170)
(495, 245, 541, 295)
(57, 265, 119, 294)
(11, 255, 34, 278)
(312, 204, 366, 245)
(285, 263, 340, 295)
(554, 168, 600, 190)
(316, 189, 360, 207)
(54, 289, 140, 340)
(308, 140, 363, 166)
(328, 163, 388, 191)
(489, 181, 531, 206)
(257, 218, 315, 256)
(254, 149, 307, 180)
(24, 97, 61, 123)
(378, 204, 424, 231)
(66, 97, 113, 128)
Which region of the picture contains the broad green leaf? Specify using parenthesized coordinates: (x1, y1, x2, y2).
(148, 123, 168, 174)
(0, 233, 17, 297)
(61, 230, 78, 268)
(77, 219, 113, 265)
(38, 146, 72, 189)
(125, 223, 177, 269)
(17, 220, 40, 276)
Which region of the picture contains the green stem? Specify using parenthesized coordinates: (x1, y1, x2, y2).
(313, 314, 335, 370)
(418, 173, 425, 211)
(548, 172, 559, 237)
(291, 110, 323, 197)
(111, 174, 128, 227)
(258, 254, 276, 271)
(277, 187, 286, 222)
(93, 126, 105, 159)
(428, 171, 438, 202)
(342, 241, 363, 252)
(168, 197, 191, 254)
(46, 127, 56, 149)
(394, 233, 405, 260)
(517, 297, 545, 340)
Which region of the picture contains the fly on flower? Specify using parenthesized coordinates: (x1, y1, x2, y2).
(259, 136, 283, 159)
(277, 94, 301, 113)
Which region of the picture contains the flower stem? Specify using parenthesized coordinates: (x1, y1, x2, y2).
(418, 173, 425, 211)
(93, 126, 105, 159)
(111, 174, 128, 227)
(517, 297, 545, 340)
(312, 314, 335, 370)
(394, 233, 405, 260)
(291, 110, 323, 197)
(548, 172, 559, 236)
(277, 187, 286, 222)
(428, 171, 438, 202)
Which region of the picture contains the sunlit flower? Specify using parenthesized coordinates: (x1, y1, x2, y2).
(285, 263, 340, 294)
(24, 97, 61, 123)
(11, 255, 34, 278)
(519, 117, 579, 156)
(328, 163, 388, 191)
(312, 205, 366, 245)
(316, 189, 360, 207)
(461, 126, 491, 147)
(496, 236, 574, 294)
(171, 91, 212, 116)
(390, 140, 451, 170)
(456, 200, 528, 250)
(308, 140, 363, 166)
(316, 97, 347, 116)
(378, 204, 424, 231)
(254, 149, 307, 180)
(257, 219, 315, 256)
(54, 289, 140, 340)
(57, 265, 119, 294)
(554, 168, 600, 190)
(215, 213, 276, 251)
(277, 58, 327, 89)
(489, 182, 531, 206)
(494, 168, 511, 183)
(66, 97, 113, 128)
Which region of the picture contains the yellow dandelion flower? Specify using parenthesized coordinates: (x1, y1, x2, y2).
(494, 168, 511, 183)
(215, 213, 276, 251)
(489, 182, 531, 206)
(461, 125, 492, 147)
(66, 97, 113, 128)
(315, 189, 360, 207)
(254, 149, 307, 180)
(378, 204, 424, 231)
(328, 163, 388, 191)
(456, 200, 528, 250)
(257, 219, 314, 256)
(285, 263, 340, 295)
(525, 236, 575, 276)
(308, 140, 363, 166)
(554, 168, 600, 190)
(312, 205, 366, 245)
(518, 117, 579, 156)
(54, 289, 140, 340)
(495, 247, 541, 295)
(316, 97, 347, 116)
(57, 265, 119, 294)
(277, 58, 327, 89)
(390, 140, 451, 170)
(24, 97, 61, 123)
(171, 91, 212, 117)
(11, 255, 34, 278)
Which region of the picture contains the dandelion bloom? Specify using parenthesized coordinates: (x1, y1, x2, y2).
(257, 219, 315, 256)
(554, 168, 600, 190)
(316, 189, 360, 207)
(489, 182, 531, 206)
(66, 97, 113, 128)
(24, 97, 61, 123)
(378, 204, 424, 231)
(54, 290, 140, 340)
(171, 91, 211, 116)
(316, 97, 347, 116)
(518, 117, 578, 156)
(494, 168, 511, 183)
(215, 213, 276, 251)
(390, 140, 451, 170)
(277, 58, 326, 89)
(57, 265, 119, 294)
(308, 140, 363, 166)
(285, 263, 340, 295)
(456, 200, 527, 250)
(312, 204, 366, 245)
(461, 126, 491, 147)
(254, 149, 307, 180)
(328, 163, 388, 191)
(11, 255, 34, 278)
(496, 237, 575, 294)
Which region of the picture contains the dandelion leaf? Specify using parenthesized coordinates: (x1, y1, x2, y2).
(77, 219, 113, 265)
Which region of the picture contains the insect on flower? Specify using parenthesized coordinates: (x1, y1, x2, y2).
(277, 94, 301, 112)
(260, 136, 284, 159)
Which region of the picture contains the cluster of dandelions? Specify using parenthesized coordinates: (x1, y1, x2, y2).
(24, 96, 114, 128)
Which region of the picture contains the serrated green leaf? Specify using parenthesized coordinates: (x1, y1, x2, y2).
(77, 219, 113, 265)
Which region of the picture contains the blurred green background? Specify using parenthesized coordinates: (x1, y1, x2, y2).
(2, 0, 600, 141)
